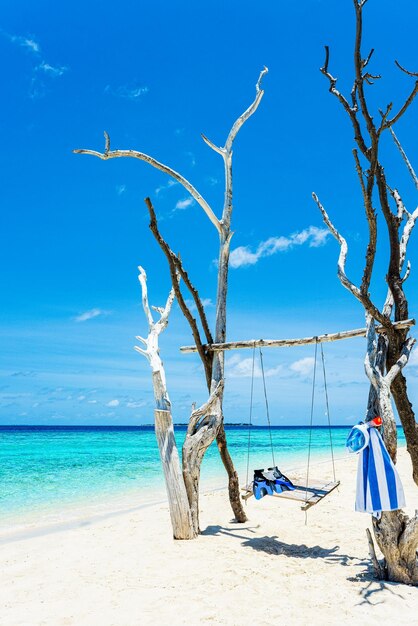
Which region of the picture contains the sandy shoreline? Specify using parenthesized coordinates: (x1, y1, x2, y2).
(1, 450, 417, 625)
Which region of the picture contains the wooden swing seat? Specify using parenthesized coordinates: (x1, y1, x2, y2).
(241, 477, 340, 511)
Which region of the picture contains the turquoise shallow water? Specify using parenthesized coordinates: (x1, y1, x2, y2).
(0, 425, 405, 524)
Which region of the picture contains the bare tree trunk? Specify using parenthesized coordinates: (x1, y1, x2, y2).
(155, 409, 196, 539)
(386, 329, 418, 485)
(364, 316, 418, 583)
(135, 268, 195, 539)
(391, 373, 418, 485)
(182, 383, 224, 534)
(372, 511, 418, 584)
(216, 422, 247, 522)
(75, 68, 267, 532)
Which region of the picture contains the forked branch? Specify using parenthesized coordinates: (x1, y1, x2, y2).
(186, 380, 224, 436)
(74, 143, 221, 234)
(145, 197, 213, 388)
(313, 192, 389, 328)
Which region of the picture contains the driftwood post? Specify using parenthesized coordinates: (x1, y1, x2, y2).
(313, 0, 418, 583)
(134, 267, 195, 539)
(74, 68, 268, 532)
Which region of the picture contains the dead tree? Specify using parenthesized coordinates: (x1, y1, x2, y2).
(134, 267, 195, 539)
(313, 0, 418, 583)
(74, 69, 268, 532)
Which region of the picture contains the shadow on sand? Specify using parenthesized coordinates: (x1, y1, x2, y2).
(202, 524, 363, 565)
(202, 524, 409, 604)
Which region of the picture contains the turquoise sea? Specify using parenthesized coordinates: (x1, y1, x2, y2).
(0, 425, 406, 526)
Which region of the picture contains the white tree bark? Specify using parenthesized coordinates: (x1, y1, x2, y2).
(135, 267, 195, 539)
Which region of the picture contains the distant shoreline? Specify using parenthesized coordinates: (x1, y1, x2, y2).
(0, 423, 389, 430)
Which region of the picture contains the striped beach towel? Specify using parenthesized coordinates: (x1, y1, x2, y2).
(347, 423, 406, 517)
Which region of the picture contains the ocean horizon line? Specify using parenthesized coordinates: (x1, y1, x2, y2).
(0, 423, 357, 430)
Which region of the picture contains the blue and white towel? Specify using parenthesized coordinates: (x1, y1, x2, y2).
(346, 423, 406, 516)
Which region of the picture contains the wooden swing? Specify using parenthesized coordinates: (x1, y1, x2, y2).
(240, 341, 340, 511)
(180, 320, 415, 510)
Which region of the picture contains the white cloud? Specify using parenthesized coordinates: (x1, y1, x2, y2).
(36, 61, 67, 77)
(105, 84, 149, 99)
(290, 357, 315, 377)
(126, 401, 146, 408)
(185, 297, 213, 312)
(116, 184, 126, 195)
(229, 226, 330, 269)
(155, 179, 179, 195)
(5, 31, 67, 98)
(107, 399, 120, 407)
(74, 308, 108, 323)
(10, 34, 40, 53)
(185, 152, 196, 167)
(229, 247, 259, 268)
(175, 197, 194, 210)
(226, 355, 283, 379)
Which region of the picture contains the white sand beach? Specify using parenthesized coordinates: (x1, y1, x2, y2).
(1, 450, 417, 626)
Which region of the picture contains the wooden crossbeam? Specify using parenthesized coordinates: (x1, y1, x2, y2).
(180, 319, 415, 353)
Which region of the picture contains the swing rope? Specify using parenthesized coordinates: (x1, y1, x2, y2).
(320, 343, 337, 483)
(305, 339, 318, 511)
(244, 339, 338, 510)
(259, 348, 276, 469)
(245, 343, 256, 488)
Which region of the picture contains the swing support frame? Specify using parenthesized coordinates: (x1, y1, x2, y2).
(241, 342, 340, 510)
(180, 319, 415, 353)
(179, 318, 414, 510)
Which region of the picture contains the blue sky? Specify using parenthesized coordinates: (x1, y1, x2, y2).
(1, 0, 418, 425)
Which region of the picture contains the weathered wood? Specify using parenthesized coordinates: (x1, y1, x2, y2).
(363, 316, 418, 583)
(74, 142, 221, 234)
(181, 68, 268, 529)
(315, 0, 418, 583)
(182, 382, 224, 534)
(155, 410, 196, 540)
(75, 70, 267, 530)
(241, 478, 340, 510)
(180, 319, 415, 353)
(135, 267, 195, 540)
(366, 527, 384, 580)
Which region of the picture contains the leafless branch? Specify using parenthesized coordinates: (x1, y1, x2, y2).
(138, 266, 155, 328)
(145, 198, 213, 388)
(386, 336, 416, 385)
(224, 66, 268, 153)
(353, 149, 377, 294)
(395, 60, 418, 78)
(186, 380, 224, 436)
(402, 261, 411, 284)
(320, 46, 369, 156)
(313, 192, 390, 327)
(389, 127, 418, 189)
(74, 136, 221, 234)
(201, 134, 225, 156)
(382, 80, 418, 129)
(363, 48, 374, 69)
